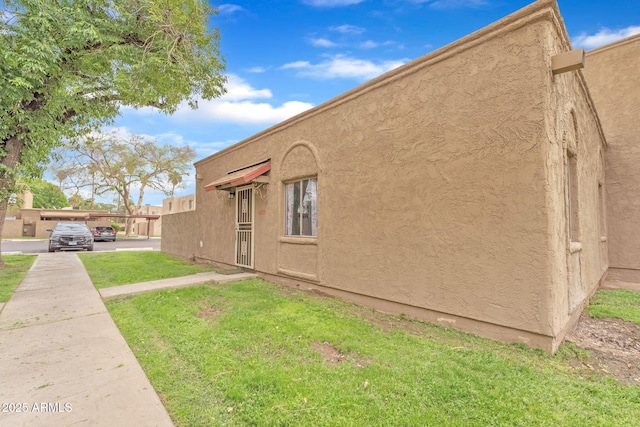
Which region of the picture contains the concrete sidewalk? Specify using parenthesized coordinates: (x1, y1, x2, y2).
(0, 252, 256, 426)
(99, 270, 257, 299)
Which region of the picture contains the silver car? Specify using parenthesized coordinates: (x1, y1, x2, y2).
(47, 222, 94, 252)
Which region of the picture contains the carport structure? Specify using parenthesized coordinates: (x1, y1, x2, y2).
(87, 213, 160, 239)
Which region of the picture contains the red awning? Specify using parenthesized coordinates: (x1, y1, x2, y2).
(204, 162, 271, 192)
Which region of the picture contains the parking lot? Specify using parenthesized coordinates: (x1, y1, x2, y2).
(1, 237, 161, 255)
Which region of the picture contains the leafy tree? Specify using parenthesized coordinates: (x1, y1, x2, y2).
(89, 201, 116, 212)
(68, 194, 84, 208)
(25, 178, 68, 209)
(65, 193, 115, 211)
(56, 131, 196, 235)
(0, 0, 225, 266)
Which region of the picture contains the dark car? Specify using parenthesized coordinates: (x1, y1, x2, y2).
(47, 222, 94, 252)
(92, 226, 117, 242)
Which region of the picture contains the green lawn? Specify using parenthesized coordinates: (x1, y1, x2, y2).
(106, 280, 640, 426)
(78, 251, 216, 289)
(0, 255, 36, 302)
(586, 289, 640, 325)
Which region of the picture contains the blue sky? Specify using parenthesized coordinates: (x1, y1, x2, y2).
(109, 0, 640, 205)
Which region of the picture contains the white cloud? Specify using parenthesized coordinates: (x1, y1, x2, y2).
(303, 0, 364, 6)
(218, 4, 245, 15)
(120, 75, 314, 126)
(153, 132, 189, 147)
(573, 26, 640, 49)
(359, 40, 378, 49)
(282, 60, 312, 69)
(281, 54, 408, 80)
(90, 127, 186, 148)
(190, 140, 237, 159)
(176, 100, 314, 124)
(310, 37, 338, 48)
(164, 75, 313, 125)
(221, 74, 272, 101)
(330, 24, 365, 34)
(245, 66, 269, 73)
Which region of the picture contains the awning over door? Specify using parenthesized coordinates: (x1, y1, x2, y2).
(204, 161, 271, 192)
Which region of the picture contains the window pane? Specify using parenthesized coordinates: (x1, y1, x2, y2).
(292, 181, 301, 235)
(300, 178, 318, 236)
(285, 183, 294, 235)
(308, 178, 318, 236)
(285, 178, 317, 237)
(301, 180, 312, 236)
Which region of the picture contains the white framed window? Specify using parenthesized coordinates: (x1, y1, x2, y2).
(285, 178, 318, 237)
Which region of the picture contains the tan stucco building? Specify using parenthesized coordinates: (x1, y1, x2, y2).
(131, 196, 197, 237)
(162, 0, 628, 352)
(163, 194, 196, 215)
(133, 204, 163, 237)
(582, 34, 640, 282)
(3, 208, 112, 238)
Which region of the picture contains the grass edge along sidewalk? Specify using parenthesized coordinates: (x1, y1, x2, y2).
(5, 252, 637, 425)
(104, 279, 640, 427)
(0, 255, 36, 303)
(78, 251, 219, 289)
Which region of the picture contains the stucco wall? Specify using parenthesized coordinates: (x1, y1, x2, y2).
(582, 35, 640, 272)
(168, 0, 606, 351)
(542, 18, 608, 344)
(135, 220, 161, 237)
(161, 211, 198, 259)
(2, 220, 24, 238)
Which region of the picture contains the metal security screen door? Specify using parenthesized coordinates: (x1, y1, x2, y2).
(235, 186, 254, 268)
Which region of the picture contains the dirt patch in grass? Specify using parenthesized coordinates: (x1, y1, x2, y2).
(311, 342, 346, 365)
(565, 314, 640, 386)
(197, 300, 222, 321)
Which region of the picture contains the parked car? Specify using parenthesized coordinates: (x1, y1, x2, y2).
(47, 222, 94, 252)
(91, 226, 117, 242)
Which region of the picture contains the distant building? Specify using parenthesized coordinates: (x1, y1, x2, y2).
(3, 208, 112, 238)
(163, 194, 196, 215)
(134, 205, 163, 237)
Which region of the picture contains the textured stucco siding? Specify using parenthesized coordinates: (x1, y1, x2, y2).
(583, 35, 640, 271)
(318, 22, 553, 335)
(542, 17, 608, 343)
(190, 5, 554, 339)
(167, 1, 607, 350)
(2, 220, 23, 238)
(161, 211, 199, 259)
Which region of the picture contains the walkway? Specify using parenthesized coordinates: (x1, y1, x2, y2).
(0, 252, 256, 426)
